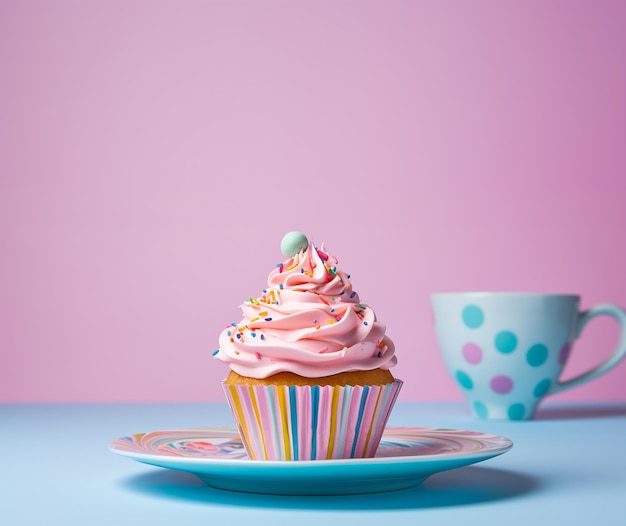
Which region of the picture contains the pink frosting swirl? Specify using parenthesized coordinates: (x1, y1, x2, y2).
(214, 240, 397, 379)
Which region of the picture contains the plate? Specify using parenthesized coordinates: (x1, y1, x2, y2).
(109, 426, 512, 495)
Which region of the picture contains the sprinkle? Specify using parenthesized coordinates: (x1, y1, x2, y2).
(313, 319, 318, 324)
(259, 311, 268, 316)
(279, 284, 284, 289)
(363, 321, 368, 326)
(212, 349, 219, 356)
(250, 317, 259, 322)
(255, 352, 261, 360)
(230, 338, 234, 342)
(316, 325, 320, 330)
(317, 250, 329, 261)
(235, 351, 240, 355)
(260, 334, 265, 340)
(318, 347, 328, 354)
(248, 296, 259, 304)
(231, 322, 237, 327)
(350, 291, 356, 298)
(335, 316, 341, 321)
(347, 274, 350, 279)
(227, 331, 231, 336)
(301, 268, 304, 273)
(279, 264, 284, 273)
(358, 304, 366, 310)
(251, 332, 256, 337)
(377, 351, 382, 358)
(264, 317, 272, 321)
(330, 308, 335, 313)
(327, 319, 335, 324)
(236, 334, 241, 339)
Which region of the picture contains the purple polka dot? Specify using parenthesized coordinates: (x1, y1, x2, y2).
(490, 375, 513, 394)
(462, 343, 483, 364)
(558, 343, 571, 365)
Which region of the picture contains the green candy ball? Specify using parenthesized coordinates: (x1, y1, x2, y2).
(280, 231, 309, 258)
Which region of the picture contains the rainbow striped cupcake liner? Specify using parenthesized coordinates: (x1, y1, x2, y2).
(222, 379, 403, 461)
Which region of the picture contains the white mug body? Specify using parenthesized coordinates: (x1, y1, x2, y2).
(432, 293, 581, 420)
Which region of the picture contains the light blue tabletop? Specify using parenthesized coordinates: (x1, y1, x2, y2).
(2, 401, 625, 525)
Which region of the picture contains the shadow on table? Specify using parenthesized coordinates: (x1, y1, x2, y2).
(120, 465, 538, 510)
(534, 404, 626, 421)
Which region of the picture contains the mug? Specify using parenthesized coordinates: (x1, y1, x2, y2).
(430, 292, 626, 420)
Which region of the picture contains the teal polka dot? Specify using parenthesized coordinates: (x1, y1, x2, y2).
(456, 370, 474, 390)
(474, 401, 488, 418)
(527, 344, 549, 367)
(495, 331, 518, 353)
(508, 403, 526, 420)
(462, 305, 484, 329)
(534, 378, 552, 398)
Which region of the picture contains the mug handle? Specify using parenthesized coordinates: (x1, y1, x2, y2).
(550, 304, 626, 394)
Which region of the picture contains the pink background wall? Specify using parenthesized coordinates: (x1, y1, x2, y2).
(1, 0, 625, 403)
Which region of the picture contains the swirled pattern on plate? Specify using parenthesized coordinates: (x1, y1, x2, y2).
(109, 426, 513, 495)
(109, 427, 248, 459)
(109, 426, 512, 461)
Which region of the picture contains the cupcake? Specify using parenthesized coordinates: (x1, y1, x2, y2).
(213, 231, 401, 460)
